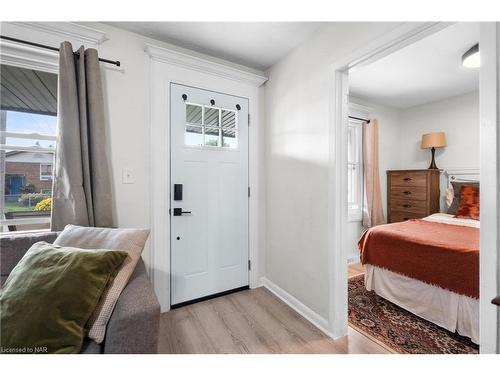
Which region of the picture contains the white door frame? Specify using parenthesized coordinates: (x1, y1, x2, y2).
(146, 44, 267, 312)
(478, 22, 499, 353)
(328, 21, 498, 352)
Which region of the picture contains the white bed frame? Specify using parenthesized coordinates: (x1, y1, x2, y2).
(445, 168, 480, 185)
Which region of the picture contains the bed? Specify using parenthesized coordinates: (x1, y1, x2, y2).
(358, 170, 480, 344)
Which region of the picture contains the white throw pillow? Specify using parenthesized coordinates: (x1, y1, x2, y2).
(446, 187, 454, 208)
(53, 224, 150, 343)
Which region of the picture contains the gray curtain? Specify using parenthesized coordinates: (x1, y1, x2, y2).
(51, 42, 113, 231)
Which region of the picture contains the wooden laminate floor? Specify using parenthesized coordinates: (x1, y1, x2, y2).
(159, 263, 388, 354)
(348, 262, 365, 278)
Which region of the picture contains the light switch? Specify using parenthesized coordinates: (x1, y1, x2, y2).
(122, 168, 135, 184)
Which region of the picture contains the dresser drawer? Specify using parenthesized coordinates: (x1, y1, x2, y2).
(390, 198, 427, 214)
(390, 172, 427, 187)
(390, 186, 427, 201)
(390, 211, 424, 223)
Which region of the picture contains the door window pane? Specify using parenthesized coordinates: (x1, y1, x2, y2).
(186, 104, 202, 124)
(185, 125, 203, 146)
(221, 109, 236, 129)
(204, 127, 220, 147)
(204, 107, 220, 127)
(222, 129, 237, 149)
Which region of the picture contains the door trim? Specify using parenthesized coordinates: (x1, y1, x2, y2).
(147, 44, 266, 312)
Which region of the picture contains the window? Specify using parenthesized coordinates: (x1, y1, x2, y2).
(1, 64, 57, 232)
(40, 163, 53, 180)
(348, 119, 363, 221)
(185, 103, 238, 149)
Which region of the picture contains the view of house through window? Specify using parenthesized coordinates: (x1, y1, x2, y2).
(0, 64, 57, 232)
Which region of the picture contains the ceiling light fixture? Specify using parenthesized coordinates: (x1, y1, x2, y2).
(462, 43, 480, 68)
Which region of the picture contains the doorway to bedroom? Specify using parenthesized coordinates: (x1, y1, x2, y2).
(344, 22, 481, 354)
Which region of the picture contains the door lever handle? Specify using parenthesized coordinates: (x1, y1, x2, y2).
(173, 208, 192, 216)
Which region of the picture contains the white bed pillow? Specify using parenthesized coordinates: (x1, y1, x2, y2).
(53, 224, 150, 343)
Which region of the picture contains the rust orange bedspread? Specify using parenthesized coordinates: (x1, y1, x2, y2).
(358, 219, 479, 299)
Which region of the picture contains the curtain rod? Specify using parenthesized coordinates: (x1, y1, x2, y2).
(0, 35, 121, 67)
(348, 115, 370, 123)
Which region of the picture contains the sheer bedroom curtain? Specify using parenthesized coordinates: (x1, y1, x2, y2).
(362, 119, 385, 228)
(51, 41, 113, 231)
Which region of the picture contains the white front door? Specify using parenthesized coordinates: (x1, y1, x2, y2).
(170, 83, 249, 306)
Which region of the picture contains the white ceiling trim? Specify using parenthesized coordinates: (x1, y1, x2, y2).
(0, 40, 58, 73)
(145, 44, 268, 87)
(1, 22, 109, 73)
(9, 22, 107, 46)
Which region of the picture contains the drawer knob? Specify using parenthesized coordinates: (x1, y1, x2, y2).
(403, 177, 412, 181)
(403, 204, 411, 208)
(403, 191, 411, 195)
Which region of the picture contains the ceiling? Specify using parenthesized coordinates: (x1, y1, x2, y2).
(1, 64, 57, 116)
(349, 22, 480, 109)
(106, 22, 325, 71)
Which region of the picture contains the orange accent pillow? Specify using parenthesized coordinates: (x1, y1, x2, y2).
(455, 185, 480, 220)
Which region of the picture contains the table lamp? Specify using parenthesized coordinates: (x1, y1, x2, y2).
(421, 132, 447, 169)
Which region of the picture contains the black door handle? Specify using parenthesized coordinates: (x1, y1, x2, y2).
(173, 208, 192, 216)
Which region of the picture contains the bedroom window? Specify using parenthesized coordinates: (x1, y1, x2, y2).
(0, 64, 57, 233)
(348, 119, 363, 221)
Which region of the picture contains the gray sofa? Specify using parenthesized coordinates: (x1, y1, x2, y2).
(0, 231, 161, 354)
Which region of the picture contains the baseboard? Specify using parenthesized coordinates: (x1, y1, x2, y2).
(260, 277, 336, 339)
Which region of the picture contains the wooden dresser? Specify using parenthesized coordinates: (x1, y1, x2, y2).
(387, 169, 440, 223)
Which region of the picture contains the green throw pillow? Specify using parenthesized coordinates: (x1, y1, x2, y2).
(0, 242, 127, 354)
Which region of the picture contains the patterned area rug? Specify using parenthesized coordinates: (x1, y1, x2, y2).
(348, 275, 479, 354)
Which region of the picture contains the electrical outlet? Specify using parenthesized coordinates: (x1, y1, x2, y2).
(122, 168, 135, 184)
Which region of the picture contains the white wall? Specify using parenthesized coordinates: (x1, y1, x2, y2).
(398, 91, 479, 171)
(264, 22, 403, 320)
